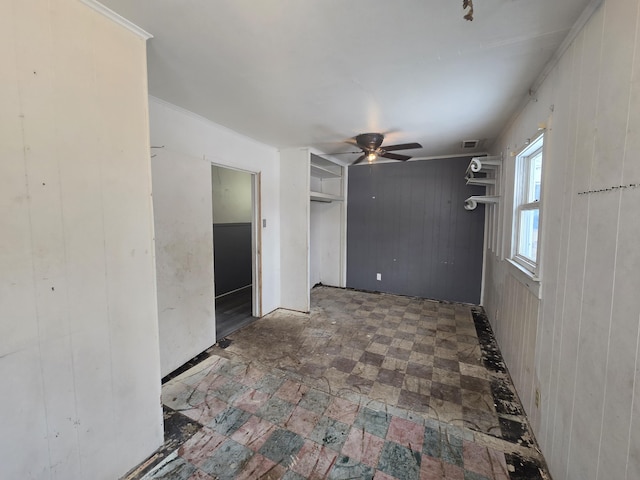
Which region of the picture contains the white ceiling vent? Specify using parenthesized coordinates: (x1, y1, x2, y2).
(462, 139, 480, 149)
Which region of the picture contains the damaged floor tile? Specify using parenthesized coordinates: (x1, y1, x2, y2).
(124, 286, 550, 480)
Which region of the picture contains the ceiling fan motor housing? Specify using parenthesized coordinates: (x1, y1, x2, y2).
(356, 133, 385, 152)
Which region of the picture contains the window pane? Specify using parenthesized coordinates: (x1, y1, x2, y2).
(518, 208, 539, 262)
(527, 152, 542, 202)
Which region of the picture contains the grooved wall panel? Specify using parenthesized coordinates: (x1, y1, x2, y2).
(0, 2, 162, 478)
(483, 1, 640, 479)
(151, 150, 215, 376)
(213, 223, 252, 295)
(347, 157, 485, 304)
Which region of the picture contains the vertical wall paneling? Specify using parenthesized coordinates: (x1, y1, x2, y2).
(590, 0, 638, 476)
(495, 273, 540, 426)
(0, 2, 162, 478)
(212, 224, 252, 295)
(482, 1, 640, 478)
(151, 149, 216, 376)
(347, 157, 485, 304)
(545, 28, 585, 468)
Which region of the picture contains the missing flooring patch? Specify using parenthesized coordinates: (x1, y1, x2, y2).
(499, 416, 534, 447)
(505, 453, 548, 480)
(471, 308, 535, 442)
(124, 407, 201, 480)
(163, 406, 202, 446)
(471, 307, 508, 374)
(491, 380, 524, 417)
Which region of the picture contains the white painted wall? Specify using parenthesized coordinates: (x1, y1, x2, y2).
(280, 148, 311, 312)
(211, 165, 253, 224)
(152, 150, 216, 376)
(484, 1, 640, 478)
(310, 201, 345, 288)
(148, 98, 281, 350)
(0, 1, 163, 479)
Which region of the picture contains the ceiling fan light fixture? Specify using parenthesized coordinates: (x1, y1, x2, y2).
(349, 133, 422, 165)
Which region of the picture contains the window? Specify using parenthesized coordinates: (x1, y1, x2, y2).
(513, 134, 543, 275)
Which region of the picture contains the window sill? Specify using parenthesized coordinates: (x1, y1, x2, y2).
(507, 258, 541, 299)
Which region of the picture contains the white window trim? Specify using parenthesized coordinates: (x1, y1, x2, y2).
(512, 133, 544, 278)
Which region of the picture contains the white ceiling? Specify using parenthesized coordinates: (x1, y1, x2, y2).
(100, 0, 592, 160)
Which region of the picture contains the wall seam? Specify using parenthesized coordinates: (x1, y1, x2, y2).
(549, 27, 584, 469)
(625, 314, 640, 479)
(564, 14, 600, 475)
(623, 2, 640, 477)
(14, 0, 54, 474)
(588, 2, 609, 476)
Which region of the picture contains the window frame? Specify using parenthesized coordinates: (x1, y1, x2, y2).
(512, 134, 544, 277)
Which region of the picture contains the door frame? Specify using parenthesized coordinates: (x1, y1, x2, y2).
(251, 172, 262, 317)
(210, 162, 262, 319)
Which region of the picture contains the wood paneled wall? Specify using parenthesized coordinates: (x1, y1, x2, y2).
(0, 2, 162, 478)
(347, 157, 485, 304)
(484, 1, 640, 478)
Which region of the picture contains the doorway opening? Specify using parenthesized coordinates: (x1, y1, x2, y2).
(211, 164, 261, 339)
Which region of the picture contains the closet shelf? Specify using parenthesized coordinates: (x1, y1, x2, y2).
(310, 191, 342, 202)
(310, 163, 341, 179)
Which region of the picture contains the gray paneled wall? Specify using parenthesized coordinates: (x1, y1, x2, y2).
(347, 157, 485, 304)
(213, 223, 252, 296)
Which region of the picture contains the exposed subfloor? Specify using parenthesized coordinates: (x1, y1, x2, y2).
(126, 286, 549, 480)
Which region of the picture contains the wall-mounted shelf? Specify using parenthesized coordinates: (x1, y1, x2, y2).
(464, 195, 500, 211)
(466, 177, 496, 186)
(465, 155, 502, 175)
(464, 153, 503, 255)
(464, 154, 502, 211)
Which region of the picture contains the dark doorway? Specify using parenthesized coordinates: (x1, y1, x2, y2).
(211, 165, 256, 338)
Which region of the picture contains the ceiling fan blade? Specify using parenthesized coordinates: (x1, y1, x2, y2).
(331, 151, 361, 155)
(382, 142, 422, 151)
(380, 152, 411, 161)
(351, 154, 367, 165)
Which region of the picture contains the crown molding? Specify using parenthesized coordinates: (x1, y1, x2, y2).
(530, 0, 603, 96)
(80, 0, 153, 40)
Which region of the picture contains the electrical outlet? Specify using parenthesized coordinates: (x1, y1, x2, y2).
(376, 273, 382, 281)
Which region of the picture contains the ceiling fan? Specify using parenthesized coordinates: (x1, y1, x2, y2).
(346, 133, 423, 165)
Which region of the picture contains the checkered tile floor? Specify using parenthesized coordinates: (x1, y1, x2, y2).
(127, 287, 549, 480)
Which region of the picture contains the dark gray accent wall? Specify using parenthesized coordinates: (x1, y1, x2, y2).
(346, 157, 485, 304)
(213, 223, 252, 296)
